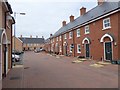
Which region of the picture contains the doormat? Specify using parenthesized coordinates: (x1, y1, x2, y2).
(10, 76, 21, 80)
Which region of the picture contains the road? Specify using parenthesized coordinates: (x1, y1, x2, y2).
(2, 51, 118, 88)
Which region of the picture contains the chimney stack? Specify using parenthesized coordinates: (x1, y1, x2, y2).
(36, 36, 38, 38)
(30, 35, 32, 38)
(20, 35, 22, 38)
(62, 21, 66, 27)
(70, 15, 74, 22)
(98, 0, 105, 5)
(80, 7, 86, 16)
(42, 36, 44, 38)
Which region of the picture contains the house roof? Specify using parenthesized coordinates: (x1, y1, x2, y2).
(0, 30, 3, 43)
(52, 1, 120, 38)
(19, 37, 45, 44)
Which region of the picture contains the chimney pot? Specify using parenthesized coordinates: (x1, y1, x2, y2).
(30, 35, 32, 38)
(20, 35, 22, 38)
(62, 21, 66, 27)
(98, 0, 105, 5)
(80, 7, 86, 16)
(70, 15, 74, 22)
(36, 36, 38, 38)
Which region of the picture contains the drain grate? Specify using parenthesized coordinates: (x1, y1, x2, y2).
(10, 76, 21, 80)
(24, 67, 30, 69)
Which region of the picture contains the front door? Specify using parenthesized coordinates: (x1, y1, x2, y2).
(86, 44, 90, 58)
(105, 42, 112, 60)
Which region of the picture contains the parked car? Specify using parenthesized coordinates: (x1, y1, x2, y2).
(34, 48, 45, 53)
(12, 50, 24, 55)
(12, 54, 21, 62)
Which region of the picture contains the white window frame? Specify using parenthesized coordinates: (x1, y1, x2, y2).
(56, 37, 58, 41)
(59, 46, 62, 52)
(77, 44, 81, 53)
(85, 25, 90, 34)
(77, 29, 80, 37)
(59, 35, 61, 41)
(103, 18, 111, 30)
(69, 32, 72, 39)
(69, 44, 73, 53)
(64, 34, 67, 39)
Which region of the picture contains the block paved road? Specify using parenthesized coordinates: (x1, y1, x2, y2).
(2, 51, 118, 88)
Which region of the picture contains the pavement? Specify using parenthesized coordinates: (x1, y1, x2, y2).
(2, 51, 118, 88)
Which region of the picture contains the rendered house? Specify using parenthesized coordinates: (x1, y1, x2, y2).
(0, 0, 15, 79)
(45, 0, 120, 61)
(19, 35, 45, 51)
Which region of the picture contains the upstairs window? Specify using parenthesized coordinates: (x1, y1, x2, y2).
(56, 37, 58, 41)
(85, 25, 90, 34)
(103, 18, 111, 29)
(64, 34, 67, 39)
(59, 35, 62, 41)
(69, 32, 72, 39)
(77, 29, 80, 37)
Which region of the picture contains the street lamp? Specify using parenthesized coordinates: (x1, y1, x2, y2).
(13, 12, 26, 66)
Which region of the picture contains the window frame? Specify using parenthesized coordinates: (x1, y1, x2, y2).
(77, 29, 80, 37)
(77, 44, 81, 53)
(103, 18, 111, 30)
(64, 34, 67, 39)
(85, 25, 90, 34)
(69, 32, 72, 39)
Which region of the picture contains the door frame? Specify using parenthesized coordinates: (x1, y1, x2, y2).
(85, 44, 90, 58)
(104, 41, 113, 61)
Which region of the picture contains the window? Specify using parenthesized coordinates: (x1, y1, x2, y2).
(69, 32, 72, 39)
(53, 38, 54, 42)
(64, 34, 67, 39)
(77, 29, 80, 37)
(70, 44, 73, 53)
(85, 25, 90, 34)
(103, 18, 111, 29)
(77, 44, 81, 53)
(59, 35, 61, 41)
(56, 37, 58, 41)
(59, 46, 62, 52)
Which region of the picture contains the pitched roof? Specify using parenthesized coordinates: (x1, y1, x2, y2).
(19, 37, 45, 44)
(52, 1, 120, 38)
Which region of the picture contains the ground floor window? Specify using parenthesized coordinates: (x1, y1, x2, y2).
(69, 44, 73, 53)
(77, 44, 81, 53)
(59, 46, 62, 52)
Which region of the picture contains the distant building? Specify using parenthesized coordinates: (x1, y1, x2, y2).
(45, 0, 120, 61)
(12, 36, 23, 52)
(19, 35, 45, 51)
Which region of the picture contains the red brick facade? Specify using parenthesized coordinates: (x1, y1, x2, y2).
(44, 1, 120, 61)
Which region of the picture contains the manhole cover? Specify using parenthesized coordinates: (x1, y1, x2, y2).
(24, 67, 30, 69)
(10, 76, 21, 80)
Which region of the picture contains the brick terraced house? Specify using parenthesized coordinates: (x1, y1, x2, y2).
(45, 0, 120, 61)
(0, 0, 15, 80)
(19, 35, 45, 51)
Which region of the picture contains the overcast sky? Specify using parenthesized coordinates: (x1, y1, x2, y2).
(9, 0, 98, 39)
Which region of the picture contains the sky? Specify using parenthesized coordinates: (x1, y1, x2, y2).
(9, 0, 98, 39)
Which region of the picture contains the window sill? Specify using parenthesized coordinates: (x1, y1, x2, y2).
(77, 36, 80, 38)
(102, 27, 111, 30)
(85, 33, 90, 35)
(77, 52, 81, 54)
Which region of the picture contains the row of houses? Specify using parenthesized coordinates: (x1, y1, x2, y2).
(0, 0, 15, 81)
(12, 35, 45, 52)
(44, 0, 120, 61)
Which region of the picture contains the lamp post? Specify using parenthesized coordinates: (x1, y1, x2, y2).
(13, 12, 26, 66)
